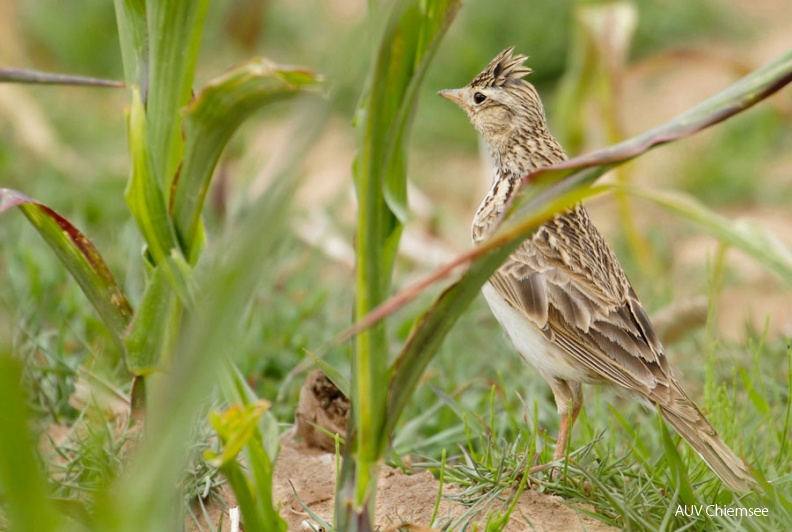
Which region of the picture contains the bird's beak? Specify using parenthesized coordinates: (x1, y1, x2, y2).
(437, 88, 463, 107)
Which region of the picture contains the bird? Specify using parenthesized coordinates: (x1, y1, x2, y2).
(438, 46, 754, 491)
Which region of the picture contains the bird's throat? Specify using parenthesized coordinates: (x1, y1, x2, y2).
(471, 169, 521, 243)
(472, 129, 566, 244)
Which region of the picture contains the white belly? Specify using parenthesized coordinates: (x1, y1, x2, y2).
(481, 281, 589, 384)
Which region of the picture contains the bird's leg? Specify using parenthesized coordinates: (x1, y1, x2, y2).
(553, 384, 583, 461)
(527, 382, 583, 477)
(553, 412, 572, 461)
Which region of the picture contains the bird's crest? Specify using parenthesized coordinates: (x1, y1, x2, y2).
(470, 47, 532, 88)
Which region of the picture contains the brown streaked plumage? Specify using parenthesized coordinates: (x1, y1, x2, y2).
(439, 47, 754, 491)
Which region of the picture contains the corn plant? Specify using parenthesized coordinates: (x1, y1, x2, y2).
(1, 1, 317, 530)
(336, 1, 460, 529)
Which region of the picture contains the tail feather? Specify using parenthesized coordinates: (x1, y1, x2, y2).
(659, 386, 755, 491)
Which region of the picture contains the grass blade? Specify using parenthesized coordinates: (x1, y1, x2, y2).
(379, 0, 461, 222)
(125, 87, 195, 305)
(123, 266, 180, 375)
(218, 360, 284, 527)
(342, 1, 459, 527)
(0, 356, 60, 532)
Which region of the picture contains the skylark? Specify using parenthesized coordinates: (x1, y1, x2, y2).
(439, 47, 754, 491)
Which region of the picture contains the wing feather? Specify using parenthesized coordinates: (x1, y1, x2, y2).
(491, 205, 673, 404)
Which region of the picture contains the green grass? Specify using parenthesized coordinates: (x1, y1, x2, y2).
(406, 322, 792, 530)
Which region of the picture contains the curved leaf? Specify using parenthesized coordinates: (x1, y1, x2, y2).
(123, 266, 180, 375)
(0, 188, 133, 348)
(379, 0, 461, 222)
(172, 58, 319, 261)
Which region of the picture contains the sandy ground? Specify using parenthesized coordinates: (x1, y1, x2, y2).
(187, 440, 615, 532)
(185, 372, 616, 531)
(272, 442, 615, 532)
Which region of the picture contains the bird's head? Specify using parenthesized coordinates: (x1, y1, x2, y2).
(438, 47, 548, 155)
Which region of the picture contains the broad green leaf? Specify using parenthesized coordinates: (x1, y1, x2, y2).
(146, 0, 210, 191)
(244, 431, 287, 532)
(0, 356, 60, 532)
(218, 359, 281, 464)
(215, 461, 266, 529)
(125, 87, 195, 305)
(0, 188, 133, 348)
(113, 0, 147, 90)
(123, 266, 180, 375)
(628, 186, 792, 286)
(0, 67, 123, 88)
(379, 0, 461, 223)
(173, 58, 319, 261)
(215, 361, 285, 530)
(205, 398, 286, 532)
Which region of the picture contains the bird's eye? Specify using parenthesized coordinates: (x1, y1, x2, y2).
(473, 92, 487, 104)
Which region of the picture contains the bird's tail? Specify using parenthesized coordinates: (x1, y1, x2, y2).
(659, 385, 755, 491)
